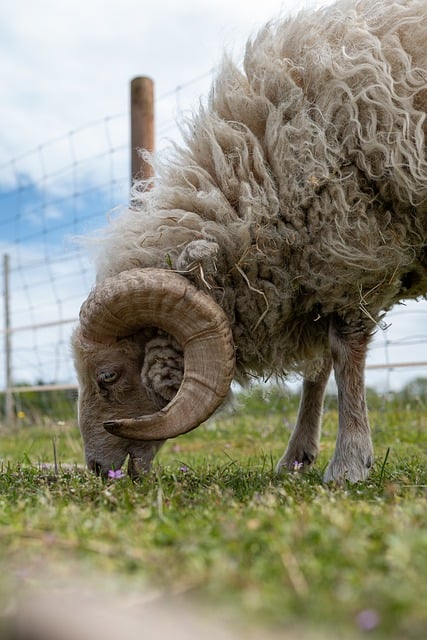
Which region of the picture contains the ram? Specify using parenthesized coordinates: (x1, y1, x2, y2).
(72, 0, 427, 482)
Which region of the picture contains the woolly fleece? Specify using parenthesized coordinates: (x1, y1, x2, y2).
(91, 0, 427, 385)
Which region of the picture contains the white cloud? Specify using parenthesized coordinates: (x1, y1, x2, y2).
(0, 0, 331, 164)
(0, 0, 314, 190)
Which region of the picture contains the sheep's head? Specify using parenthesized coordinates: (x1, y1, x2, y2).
(72, 268, 235, 477)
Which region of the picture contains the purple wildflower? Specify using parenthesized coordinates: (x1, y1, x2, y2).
(293, 460, 304, 471)
(108, 469, 126, 479)
(356, 609, 380, 631)
(179, 465, 189, 473)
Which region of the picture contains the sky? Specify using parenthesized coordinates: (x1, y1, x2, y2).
(1, 0, 427, 391)
(0, 0, 325, 161)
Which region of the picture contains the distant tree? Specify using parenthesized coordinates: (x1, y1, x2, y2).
(399, 377, 427, 403)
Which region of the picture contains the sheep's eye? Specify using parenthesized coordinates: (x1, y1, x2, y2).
(97, 370, 119, 386)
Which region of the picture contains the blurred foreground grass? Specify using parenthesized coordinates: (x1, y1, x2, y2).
(0, 386, 426, 639)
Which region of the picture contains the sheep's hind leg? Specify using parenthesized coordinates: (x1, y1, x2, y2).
(276, 357, 332, 474)
(324, 317, 374, 483)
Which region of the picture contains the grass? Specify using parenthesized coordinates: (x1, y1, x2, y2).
(0, 387, 426, 639)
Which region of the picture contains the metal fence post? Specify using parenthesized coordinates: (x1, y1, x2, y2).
(3, 254, 14, 423)
(130, 76, 155, 184)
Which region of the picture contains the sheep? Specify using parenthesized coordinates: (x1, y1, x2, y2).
(72, 0, 427, 483)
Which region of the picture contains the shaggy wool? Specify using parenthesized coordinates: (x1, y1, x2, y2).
(90, 0, 427, 388)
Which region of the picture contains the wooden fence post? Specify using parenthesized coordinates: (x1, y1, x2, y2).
(3, 254, 14, 423)
(130, 76, 155, 184)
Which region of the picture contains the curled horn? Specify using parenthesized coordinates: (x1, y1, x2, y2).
(79, 268, 235, 440)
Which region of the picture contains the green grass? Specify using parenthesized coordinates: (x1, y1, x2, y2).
(0, 387, 426, 639)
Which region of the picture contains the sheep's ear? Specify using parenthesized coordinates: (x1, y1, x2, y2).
(78, 268, 235, 440)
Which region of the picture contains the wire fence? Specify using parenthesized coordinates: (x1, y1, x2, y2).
(0, 111, 129, 397)
(1, 68, 427, 421)
(0, 72, 216, 419)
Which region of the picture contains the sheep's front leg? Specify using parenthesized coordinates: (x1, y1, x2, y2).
(324, 317, 374, 483)
(276, 357, 332, 473)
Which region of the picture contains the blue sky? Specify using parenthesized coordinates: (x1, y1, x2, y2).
(1, 0, 427, 390)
